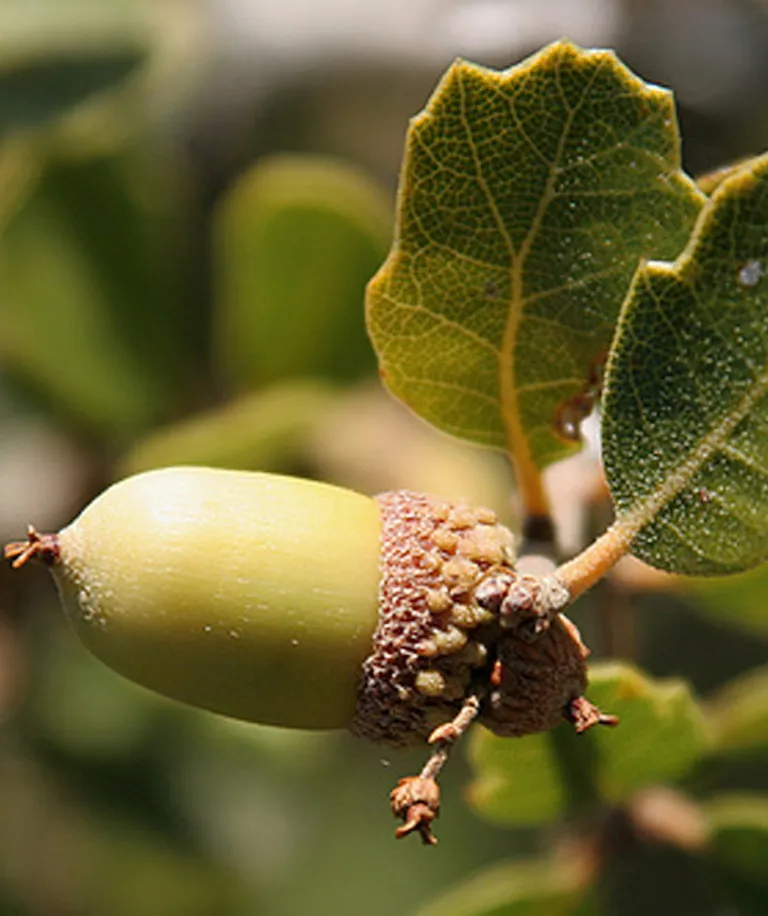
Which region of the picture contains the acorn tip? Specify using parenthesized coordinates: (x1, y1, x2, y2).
(4, 526, 60, 569)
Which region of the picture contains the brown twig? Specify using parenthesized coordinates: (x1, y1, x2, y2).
(390, 694, 481, 844)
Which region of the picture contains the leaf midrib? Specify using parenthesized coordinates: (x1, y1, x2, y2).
(457, 60, 599, 513)
(619, 358, 768, 542)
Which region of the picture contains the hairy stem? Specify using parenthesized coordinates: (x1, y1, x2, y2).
(555, 517, 636, 602)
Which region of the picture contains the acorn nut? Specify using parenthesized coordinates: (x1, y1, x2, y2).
(4, 467, 612, 752)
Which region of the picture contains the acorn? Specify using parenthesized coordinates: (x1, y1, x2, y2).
(5, 466, 616, 841)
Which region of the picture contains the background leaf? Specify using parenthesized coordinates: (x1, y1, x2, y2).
(601, 153, 768, 574)
(214, 155, 390, 390)
(120, 380, 336, 476)
(467, 662, 707, 825)
(705, 794, 768, 912)
(0, 50, 144, 133)
(467, 729, 567, 827)
(685, 564, 768, 635)
(706, 666, 768, 755)
(585, 663, 708, 801)
(0, 148, 191, 437)
(367, 39, 702, 511)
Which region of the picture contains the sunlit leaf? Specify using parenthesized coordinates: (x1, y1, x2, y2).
(416, 856, 594, 916)
(367, 39, 703, 513)
(602, 154, 768, 574)
(214, 155, 390, 389)
(467, 662, 707, 825)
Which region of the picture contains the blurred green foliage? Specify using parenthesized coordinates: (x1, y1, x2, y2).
(214, 155, 390, 390)
(469, 663, 707, 825)
(0, 7, 767, 916)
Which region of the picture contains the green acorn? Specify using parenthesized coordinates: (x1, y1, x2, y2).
(6, 466, 615, 841)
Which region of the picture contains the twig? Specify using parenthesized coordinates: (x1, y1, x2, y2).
(390, 694, 481, 844)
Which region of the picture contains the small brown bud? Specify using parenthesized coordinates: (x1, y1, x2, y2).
(390, 777, 441, 845)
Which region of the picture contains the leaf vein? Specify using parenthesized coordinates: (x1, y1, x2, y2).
(719, 441, 768, 478)
(623, 366, 768, 533)
(523, 266, 625, 308)
(377, 298, 499, 355)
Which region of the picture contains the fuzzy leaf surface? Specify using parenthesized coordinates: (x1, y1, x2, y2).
(367, 39, 702, 505)
(602, 154, 768, 574)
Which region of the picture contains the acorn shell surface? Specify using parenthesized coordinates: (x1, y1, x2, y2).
(55, 467, 381, 728)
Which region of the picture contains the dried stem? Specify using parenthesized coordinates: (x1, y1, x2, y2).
(390, 694, 481, 845)
(566, 695, 619, 733)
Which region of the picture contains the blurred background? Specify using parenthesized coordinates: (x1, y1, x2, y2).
(1, 1, 768, 914)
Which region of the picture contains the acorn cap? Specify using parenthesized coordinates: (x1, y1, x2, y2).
(353, 489, 517, 746)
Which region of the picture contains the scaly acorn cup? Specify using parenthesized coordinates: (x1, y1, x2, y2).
(5, 466, 617, 843)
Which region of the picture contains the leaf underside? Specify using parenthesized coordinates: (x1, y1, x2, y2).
(367, 39, 703, 504)
(602, 153, 768, 575)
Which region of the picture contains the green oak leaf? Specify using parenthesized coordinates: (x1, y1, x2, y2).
(602, 153, 768, 574)
(467, 662, 707, 825)
(367, 39, 703, 510)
